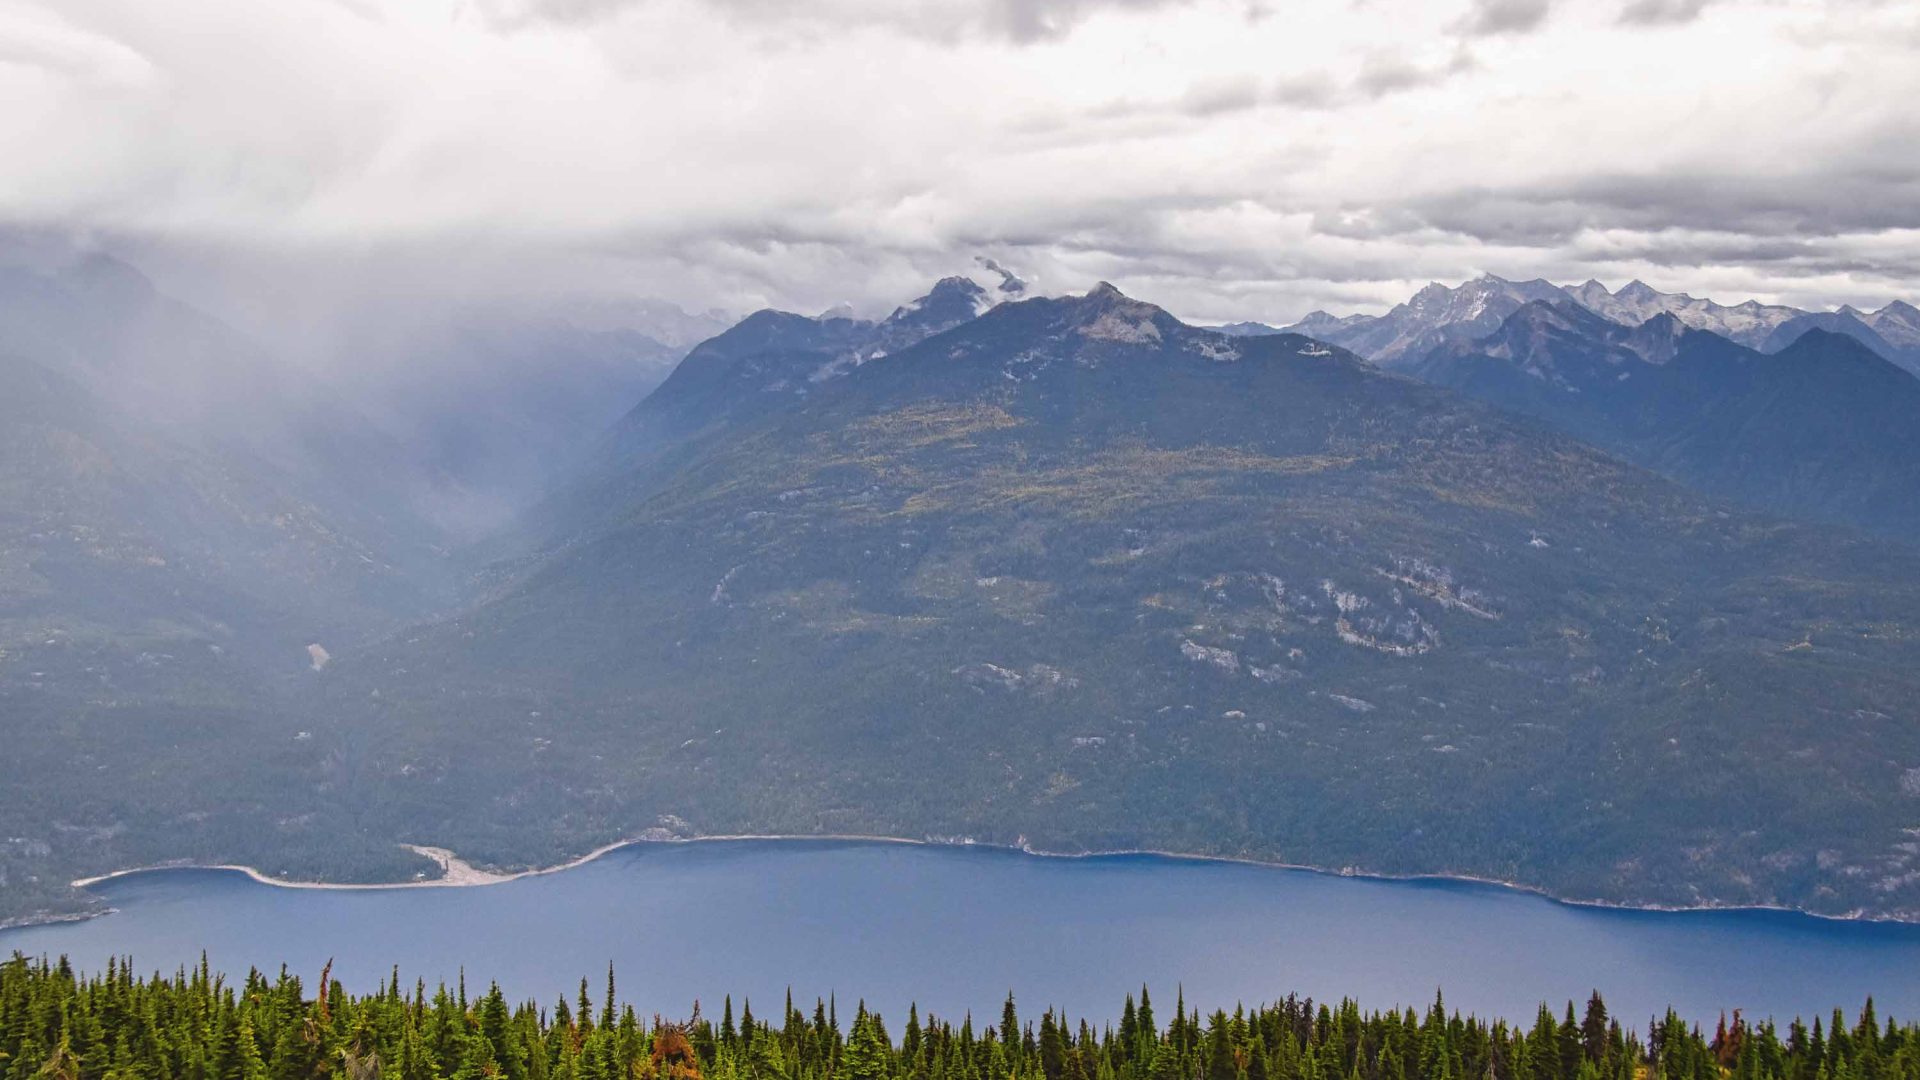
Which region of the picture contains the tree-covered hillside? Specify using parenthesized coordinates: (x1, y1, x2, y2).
(9, 282, 1920, 929)
(316, 285, 1920, 922)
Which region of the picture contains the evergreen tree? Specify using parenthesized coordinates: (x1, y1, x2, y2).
(1149, 1044, 1185, 1080)
(849, 1012, 894, 1080)
(1580, 998, 1607, 1068)
(1205, 1016, 1236, 1080)
(0, 953, 1910, 1080)
(1042, 1014, 1068, 1080)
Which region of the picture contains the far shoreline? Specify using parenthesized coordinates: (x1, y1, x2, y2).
(24, 832, 1915, 932)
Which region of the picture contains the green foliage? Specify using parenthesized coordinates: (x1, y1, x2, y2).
(5, 956, 1917, 1080)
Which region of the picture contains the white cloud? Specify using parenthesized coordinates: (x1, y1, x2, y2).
(2, 0, 1917, 324)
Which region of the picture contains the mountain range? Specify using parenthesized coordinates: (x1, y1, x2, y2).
(309, 282, 1920, 926)
(1279, 274, 1920, 376)
(1409, 299, 1920, 540)
(5, 265, 1920, 928)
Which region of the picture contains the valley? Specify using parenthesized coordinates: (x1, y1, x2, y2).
(8, 4, 1920, 1073)
(7, 271, 1920, 928)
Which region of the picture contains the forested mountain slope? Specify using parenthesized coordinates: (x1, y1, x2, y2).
(0, 347, 442, 925)
(297, 285, 1920, 923)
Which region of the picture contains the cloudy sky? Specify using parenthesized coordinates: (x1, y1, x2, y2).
(2, 0, 1917, 324)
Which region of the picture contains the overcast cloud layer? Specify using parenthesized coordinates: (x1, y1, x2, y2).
(2, 0, 1917, 324)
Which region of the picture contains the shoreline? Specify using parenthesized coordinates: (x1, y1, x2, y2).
(66, 841, 642, 893)
(36, 832, 1914, 930)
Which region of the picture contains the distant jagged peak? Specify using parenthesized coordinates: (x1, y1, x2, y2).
(657, 273, 1015, 400)
(1416, 294, 1688, 389)
(1063, 280, 1163, 315)
(898, 279, 1196, 364)
(1473, 298, 1618, 354)
(687, 275, 1000, 361)
(1062, 281, 1179, 344)
(1776, 325, 1859, 352)
(1556, 278, 1807, 349)
(1495, 296, 1586, 331)
(1388, 275, 1565, 330)
(884, 275, 992, 327)
(929, 273, 989, 298)
(720, 305, 860, 338)
(1528, 296, 1687, 351)
(1860, 299, 1920, 351)
(1289, 310, 1365, 331)
(1634, 310, 1688, 335)
(1756, 308, 1910, 365)
(1612, 278, 1717, 307)
(859, 276, 1003, 363)
(1406, 273, 1563, 312)
(1449, 296, 1692, 372)
(1767, 326, 1914, 380)
(1470, 271, 1561, 291)
(1615, 278, 1689, 302)
(1622, 311, 1691, 364)
(1406, 280, 1454, 310)
(1212, 320, 1288, 338)
(1251, 272, 1903, 367)
(1505, 295, 1606, 325)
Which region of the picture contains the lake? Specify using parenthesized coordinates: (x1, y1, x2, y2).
(4, 839, 1917, 1027)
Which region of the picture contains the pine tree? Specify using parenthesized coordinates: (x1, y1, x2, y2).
(1205, 1016, 1236, 1080)
(452, 1026, 501, 1080)
(844, 1013, 891, 1080)
(1580, 998, 1607, 1067)
(0, 951, 1911, 1080)
(1042, 1013, 1069, 1080)
(1150, 1044, 1186, 1080)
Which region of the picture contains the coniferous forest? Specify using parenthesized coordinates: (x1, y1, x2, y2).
(2, 957, 1915, 1080)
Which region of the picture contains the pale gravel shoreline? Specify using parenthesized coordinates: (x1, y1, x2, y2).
(25, 831, 1910, 931)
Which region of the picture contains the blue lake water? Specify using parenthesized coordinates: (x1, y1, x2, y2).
(4, 839, 1916, 1028)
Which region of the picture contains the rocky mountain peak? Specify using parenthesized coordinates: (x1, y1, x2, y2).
(1408, 282, 1453, 311)
(1623, 311, 1688, 363)
(883, 276, 990, 328)
(930, 274, 988, 299)
(1067, 282, 1173, 344)
(1635, 311, 1687, 336)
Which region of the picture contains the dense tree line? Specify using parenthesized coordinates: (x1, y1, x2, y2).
(2, 956, 1916, 1080)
